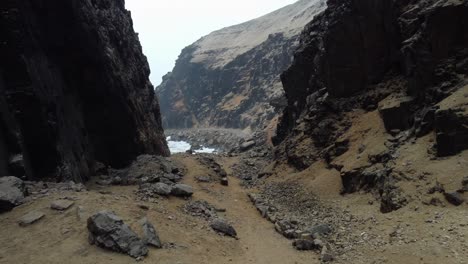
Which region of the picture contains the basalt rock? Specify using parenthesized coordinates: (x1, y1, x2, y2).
(378, 94, 414, 132)
(87, 211, 148, 259)
(278, 0, 400, 141)
(274, 0, 468, 197)
(0, 0, 169, 183)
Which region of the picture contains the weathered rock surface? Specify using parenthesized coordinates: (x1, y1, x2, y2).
(111, 155, 183, 185)
(140, 217, 162, 248)
(0, 176, 26, 213)
(304, 224, 332, 238)
(152, 183, 173, 196)
(156, 0, 327, 130)
(18, 211, 45, 227)
(293, 239, 322, 251)
(171, 184, 194, 197)
(50, 200, 75, 211)
(184, 200, 219, 220)
(210, 218, 237, 238)
(380, 185, 408, 213)
(0, 0, 169, 183)
(87, 211, 148, 258)
(444, 192, 465, 206)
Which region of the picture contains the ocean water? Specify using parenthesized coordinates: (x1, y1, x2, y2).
(166, 137, 216, 154)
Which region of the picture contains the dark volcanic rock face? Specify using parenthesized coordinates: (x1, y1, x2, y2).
(0, 0, 169, 182)
(276, 0, 468, 156)
(156, 0, 327, 130)
(274, 0, 468, 211)
(277, 0, 402, 142)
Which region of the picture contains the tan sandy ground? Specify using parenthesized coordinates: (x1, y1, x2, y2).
(0, 155, 316, 264)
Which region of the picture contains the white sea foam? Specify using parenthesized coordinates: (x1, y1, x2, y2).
(167, 140, 191, 153)
(194, 147, 216, 154)
(166, 137, 216, 154)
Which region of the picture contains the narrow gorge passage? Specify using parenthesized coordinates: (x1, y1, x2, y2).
(2, 0, 468, 263)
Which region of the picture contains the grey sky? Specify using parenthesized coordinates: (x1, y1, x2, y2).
(125, 0, 297, 87)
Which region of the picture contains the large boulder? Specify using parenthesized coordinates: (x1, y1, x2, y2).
(87, 211, 148, 259)
(0, 176, 26, 213)
(378, 94, 414, 132)
(435, 85, 468, 156)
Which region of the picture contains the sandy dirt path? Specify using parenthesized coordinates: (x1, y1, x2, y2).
(0, 154, 317, 264)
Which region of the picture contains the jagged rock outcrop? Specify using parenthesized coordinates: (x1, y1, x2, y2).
(0, 0, 169, 182)
(276, 0, 468, 157)
(274, 0, 468, 212)
(156, 0, 327, 130)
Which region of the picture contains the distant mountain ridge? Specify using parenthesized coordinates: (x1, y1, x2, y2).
(157, 0, 326, 129)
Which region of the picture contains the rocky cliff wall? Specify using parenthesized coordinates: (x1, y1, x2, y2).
(0, 0, 169, 182)
(274, 0, 468, 212)
(276, 0, 468, 155)
(157, 0, 327, 130)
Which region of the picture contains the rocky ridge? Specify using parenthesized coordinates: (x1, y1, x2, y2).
(156, 0, 326, 130)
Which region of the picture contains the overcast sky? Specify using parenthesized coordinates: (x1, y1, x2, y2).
(125, 0, 297, 87)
